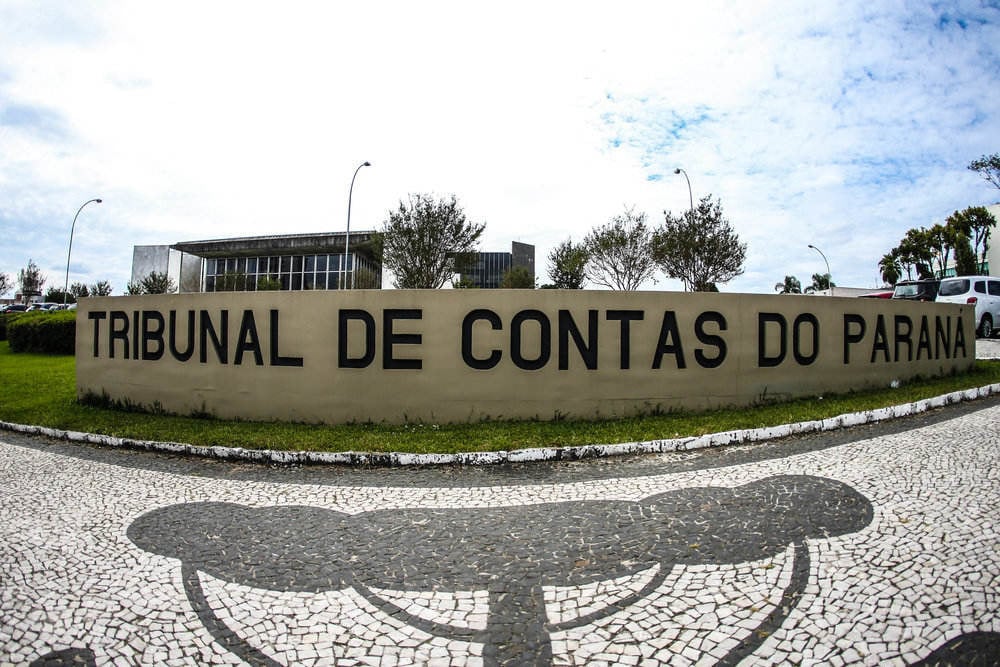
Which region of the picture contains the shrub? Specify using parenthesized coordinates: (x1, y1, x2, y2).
(7, 311, 76, 354)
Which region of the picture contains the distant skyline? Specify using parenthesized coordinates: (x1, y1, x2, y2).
(2, 1, 999, 295)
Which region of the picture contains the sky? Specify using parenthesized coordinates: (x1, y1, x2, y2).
(2, 1, 999, 296)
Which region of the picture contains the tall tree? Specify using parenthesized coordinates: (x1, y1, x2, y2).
(969, 152, 1000, 191)
(18, 259, 45, 298)
(583, 207, 658, 291)
(947, 206, 997, 274)
(774, 275, 802, 294)
(0, 272, 11, 297)
(378, 194, 485, 289)
(878, 252, 901, 287)
(808, 273, 835, 292)
(653, 195, 746, 292)
(895, 228, 934, 280)
(954, 233, 979, 276)
(926, 223, 956, 278)
(546, 239, 589, 289)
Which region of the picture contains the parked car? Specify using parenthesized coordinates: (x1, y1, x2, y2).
(1, 304, 27, 313)
(860, 290, 893, 299)
(891, 279, 940, 302)
(935, 276, 1000, 338)
(27, 302, 60, 311)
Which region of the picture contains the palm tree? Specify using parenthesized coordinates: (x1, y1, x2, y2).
(774, 275, 802, 294)
(879, 252, 901, 286)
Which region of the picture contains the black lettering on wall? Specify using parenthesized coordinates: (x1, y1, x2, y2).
(894, 315, 913, 362)
(110, 310, 129, 359)
(843, 314, 866, 364)
(954, 317, 967, 358)
(792, 313, 819, 366)
(88, 311, 106, 358)
(338, 309, 375, 369)
(607, 310, 643, 370)
(511, 310, 551, 371)
(132, 311, 140, 360)
(758, 313, 786, 368)
(695, 311, 728, 369)
(870, 314, 890, 363)
(199, 310, 229, 364)
(935, 316, 951, 359)
(142, 311, 165, 361)
(269, 310, 304, 367)
(558, 310, 598, 370)
(916, 316, 932, 360)
(462, 310, 502, 370)
(652, 312, 686, 370)
(383, 309, 422, 370)
(235, 311, 263, 366)
(170, 310, 196, 362)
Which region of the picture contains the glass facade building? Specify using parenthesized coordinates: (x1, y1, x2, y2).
(458, 242, 535, 288)
(131, 231, 382, 294)
(201, 252, 380, 291)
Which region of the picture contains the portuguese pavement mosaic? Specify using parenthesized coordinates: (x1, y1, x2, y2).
(2, 401, 999, 665)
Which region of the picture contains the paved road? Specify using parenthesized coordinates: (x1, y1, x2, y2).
(2, 398, 1000, 666)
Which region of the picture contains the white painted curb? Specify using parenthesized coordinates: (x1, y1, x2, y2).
(3, 383, 1000, 467)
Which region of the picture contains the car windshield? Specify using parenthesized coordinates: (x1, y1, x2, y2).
(938, 279, 970, 297)
(893, 284, 920, 297)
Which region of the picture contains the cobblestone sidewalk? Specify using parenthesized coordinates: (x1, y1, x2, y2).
(2, 404, 999, 665)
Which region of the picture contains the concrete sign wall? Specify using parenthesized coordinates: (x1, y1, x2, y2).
(76, 291, 975, 424)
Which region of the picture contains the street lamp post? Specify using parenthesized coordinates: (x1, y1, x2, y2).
(64, 198, 103, 304)
(343, 161, 372, 289)
(808, 244, 832, 295)
(674, 167, 694, 216)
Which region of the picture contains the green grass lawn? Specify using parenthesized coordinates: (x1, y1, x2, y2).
(1, 341, 998, 455)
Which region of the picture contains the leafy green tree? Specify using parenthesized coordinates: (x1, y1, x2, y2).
(926, 223, 958, 278)
(546, 239, 588, 289)
(378, 194, 486, 289)
(947, 206, 996, 274)
(774, 275, 802, 294)
(807, 273, 835, 292)
(954, 233, 979, 275)
(895, 228, 934, 280)
(127, 271, 176, 295)
(0, 272, 11, 297)
(500, 266, 535, 288)
(71, 283, 90, 299)
(44, 287, 71, 303)
(584, 207, 658, 291)
(18, 259, 45, 298)
(969, 153, 1000, 191)
(878, 252, 901, 286)
(90, 281, 113, 296)
(653, 195, 746, 292)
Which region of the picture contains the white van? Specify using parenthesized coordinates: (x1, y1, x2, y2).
(935, 276, 1000, 338)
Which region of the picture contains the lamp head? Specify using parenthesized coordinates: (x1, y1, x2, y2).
(363, 161, 371, 167)
(96, 198, 103, 204)
(674, 168, 681, 174)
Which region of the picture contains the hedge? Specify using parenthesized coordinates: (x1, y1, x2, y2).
(7, 311, 76, 354)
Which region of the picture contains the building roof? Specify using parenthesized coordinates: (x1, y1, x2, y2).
(171, 231, 378, 259)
